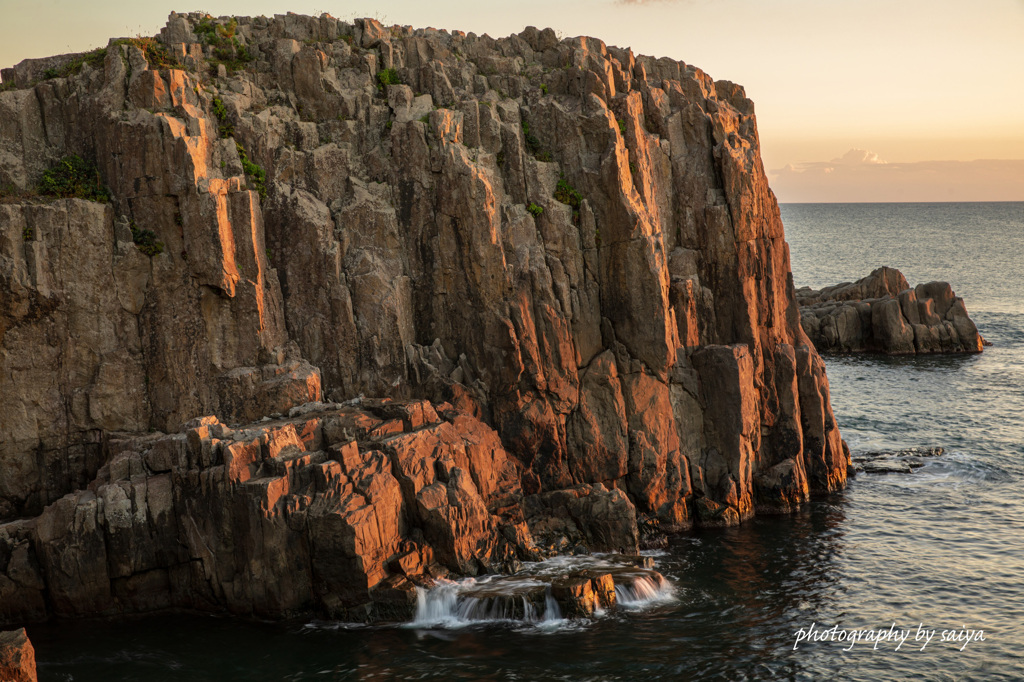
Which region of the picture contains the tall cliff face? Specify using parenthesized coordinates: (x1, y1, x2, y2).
(0, 14, 849, 618)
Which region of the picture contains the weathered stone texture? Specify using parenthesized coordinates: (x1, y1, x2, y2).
(797, 266, 985, 354)
(0, 12, 851, 623)
(0, 401, 536, 623)
(0, 628, 36, 682)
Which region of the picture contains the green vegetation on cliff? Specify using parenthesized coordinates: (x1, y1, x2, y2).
(38, 155, 110, 203)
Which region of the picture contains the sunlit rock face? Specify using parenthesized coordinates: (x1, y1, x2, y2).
(0, 628, 36, 682)
(0, 13, 848, 623)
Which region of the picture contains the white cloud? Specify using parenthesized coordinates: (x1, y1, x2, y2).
(770, 149, 1024, 202)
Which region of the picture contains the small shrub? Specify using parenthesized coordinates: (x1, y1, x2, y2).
(42, 68, 60, 80)
(236, 143, 266, 200)
(595, 226, 602, 248)
(418, 114, 429, 123)
(216, 18, 239, 40)
(554, 172, 583, 225)
(117, 37, 181, 70)
(629, 161, 637, 175)
(554, 173, 582, 210)
(65, 48, 108, 77)
(496, 150, 505, 166)
(195, 17, 237, 44)
(130, 222, 164, 257)
(521, 121, 542, 156)
(23, 226, 34, 241)
(212, 97, 234, 137)
(212, 37, 252, 72)
(540, 83, 548, 95)
(340, 34, 354, 46)
(385, 120, 393, 130)
(617, 117, 626, 135)
(196, 18, 252, 74)
(377, 68, 401, 88)
(38, 155, 110, 203)
(527, 202, 543, 217)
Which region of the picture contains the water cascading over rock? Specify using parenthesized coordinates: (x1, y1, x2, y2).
(0, 12, 849, 625)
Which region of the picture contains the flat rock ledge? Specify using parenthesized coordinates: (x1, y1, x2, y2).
(797, 267, 985, 355)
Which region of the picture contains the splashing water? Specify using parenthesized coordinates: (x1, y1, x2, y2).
(614, 573, 676, 609)
(409, 577, 562, 628)
(408, 554, 674, 630)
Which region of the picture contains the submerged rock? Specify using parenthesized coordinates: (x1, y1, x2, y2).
(0, 12, 851, 624)
(797, 267, 985, 354)
(851, 446, 944, 475)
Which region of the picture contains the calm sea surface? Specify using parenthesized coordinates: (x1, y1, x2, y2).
(29, 202, 1024, 680)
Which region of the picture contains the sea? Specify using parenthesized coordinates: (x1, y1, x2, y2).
(28, 201, 1024, 681)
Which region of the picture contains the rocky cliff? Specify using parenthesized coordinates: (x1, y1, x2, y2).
(798, 267, 985, 354)
(0, 13, 849, 624)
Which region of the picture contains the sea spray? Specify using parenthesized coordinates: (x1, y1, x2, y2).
(408, 554, 673, 629)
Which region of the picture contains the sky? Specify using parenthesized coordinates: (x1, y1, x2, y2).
(1, 0, 1022, 202)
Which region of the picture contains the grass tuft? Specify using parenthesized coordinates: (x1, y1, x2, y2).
(236, 143, 266, 200)
(130, 222, 164, 256)
(377, 68, 401, 89)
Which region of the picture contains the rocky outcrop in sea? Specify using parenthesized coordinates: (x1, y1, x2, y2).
(797, 267, 984, 354)
(0, 13, 849, 625)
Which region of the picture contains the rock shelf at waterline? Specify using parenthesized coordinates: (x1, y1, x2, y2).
(851, 447, 945, 475)
(408, 554, 675, 628)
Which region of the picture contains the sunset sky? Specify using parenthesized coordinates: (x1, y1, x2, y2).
(2, 0, 1022, 202)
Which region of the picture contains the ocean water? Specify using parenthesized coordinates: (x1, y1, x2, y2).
(28, 202, 1024, 681)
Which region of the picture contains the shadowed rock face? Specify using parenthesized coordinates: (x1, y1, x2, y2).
(0, 13, 848, 622)
(797, 266, 985, 354)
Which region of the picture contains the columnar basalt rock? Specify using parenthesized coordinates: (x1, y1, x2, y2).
(0, 400, 537, 624)
(797, 267, 985, 354)
(1, 13, 849, 623)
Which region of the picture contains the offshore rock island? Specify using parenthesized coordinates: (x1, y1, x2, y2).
(0, 13, 849, 627)
(797, 266, 985, 354)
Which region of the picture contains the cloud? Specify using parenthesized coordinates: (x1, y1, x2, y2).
(770, 149, 1024, 203)
(615, 0, 696, 5)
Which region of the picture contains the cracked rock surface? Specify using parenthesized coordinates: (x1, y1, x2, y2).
(0, 12, 849, 624)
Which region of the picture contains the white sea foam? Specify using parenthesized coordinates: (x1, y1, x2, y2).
(407, 554, 675, 630)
